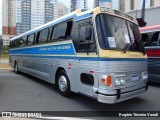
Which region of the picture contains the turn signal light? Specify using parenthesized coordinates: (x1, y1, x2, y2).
(101, 75, 112, 86)
(107, 76, 112, 86)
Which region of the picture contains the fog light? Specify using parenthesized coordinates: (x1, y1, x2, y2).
(114, 75, 125, 85)
(142, 72, 148, 80)
(115, 77, 120, 85)
(120, 76, 125, 84)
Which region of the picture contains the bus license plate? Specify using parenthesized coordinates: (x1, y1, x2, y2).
(131, 75, 139, 81)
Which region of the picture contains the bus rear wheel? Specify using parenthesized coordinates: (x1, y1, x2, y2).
(14, 62, 19, 74)
(57, 70, 72, 97)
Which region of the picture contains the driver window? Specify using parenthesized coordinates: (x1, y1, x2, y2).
(78, 23, 96, 52)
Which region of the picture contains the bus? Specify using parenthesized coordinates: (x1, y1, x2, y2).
(140, 25, 160, 83)
(9, 7, 148, 104)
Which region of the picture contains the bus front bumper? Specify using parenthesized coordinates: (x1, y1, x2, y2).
(97, 83, 148, 104)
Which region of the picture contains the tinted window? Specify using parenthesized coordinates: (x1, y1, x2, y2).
(78, 23, 96, 52)
(144, 32, 160, 46)
(27, 34, 34, 45)
(96, 14, 143, 53)
(19, 37, 26, 47)
(13, 40, 19, 48)
(39, 28, 49, 43)
(52, 23, 67, 40)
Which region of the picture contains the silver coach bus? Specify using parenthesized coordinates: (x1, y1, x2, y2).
(9, 7, 148, 104)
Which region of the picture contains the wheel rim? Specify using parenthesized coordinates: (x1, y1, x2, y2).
(58, 75, 67, 92)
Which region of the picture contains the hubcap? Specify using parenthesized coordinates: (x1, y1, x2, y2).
(58, 75, 67, 92)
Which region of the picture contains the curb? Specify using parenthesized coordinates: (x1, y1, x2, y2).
(0, 68, 13, 70)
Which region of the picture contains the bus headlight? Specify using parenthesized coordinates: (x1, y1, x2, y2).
(142, 72, 148, 80)
(114, 75, 125, 85)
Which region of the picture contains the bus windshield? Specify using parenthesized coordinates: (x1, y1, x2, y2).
(96, 13, 143, 52)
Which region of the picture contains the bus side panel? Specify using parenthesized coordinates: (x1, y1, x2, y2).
(146, 47, 160, 83)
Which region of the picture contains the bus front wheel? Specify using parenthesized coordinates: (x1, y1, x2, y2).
(57, 70, 72, 97)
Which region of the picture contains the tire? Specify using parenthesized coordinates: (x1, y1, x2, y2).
(57, 70, 72, 97)
(14, 62, 19, 74)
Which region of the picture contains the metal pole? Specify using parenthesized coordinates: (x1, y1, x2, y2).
(141, 0, 146, 20)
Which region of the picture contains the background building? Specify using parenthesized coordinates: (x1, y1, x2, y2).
(21, 0, 31, 34)
(127, 6, 160, 26)
(70, 0, 77, 12)
(16, 0, 58, 35)
(2, 0, 17, 46)
(117, 0, 160, 12)
(31, 0, 45, 30)
(53, 0, 58, 21)
(94, 0, 112, 8)
(16, 0, 22, 35)
(58, 2, 64, 18)
(2, 0, 16, 35)
(58, 2, 69, 18)
(77, 0, 88, 9)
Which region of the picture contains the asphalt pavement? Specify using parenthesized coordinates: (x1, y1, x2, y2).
(0, 70, 160, 118)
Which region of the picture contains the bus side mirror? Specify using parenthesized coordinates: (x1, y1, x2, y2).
(85, 27, 92, 40)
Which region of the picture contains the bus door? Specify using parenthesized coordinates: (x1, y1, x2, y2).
(76, 21, 98, 96)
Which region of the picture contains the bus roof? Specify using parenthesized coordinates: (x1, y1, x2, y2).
(11, 9, 93, 41)
(11, 7, 136, 41)
(140, 24, 160, 33)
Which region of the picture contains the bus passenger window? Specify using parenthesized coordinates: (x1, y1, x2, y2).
(158, 33, 160, 45)
(39, 28, 49, 43)
(151, 32, 159, 46)
(65, 21, 73, 39)
(27, 34, 35, 45)
(20, 37, 27, 47)
(52, 23, 67, 40)
(15, 40, 20, 47)
(78, 24, 96, 52)
(141, 34, 148, 45)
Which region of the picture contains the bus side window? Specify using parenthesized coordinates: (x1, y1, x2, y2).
(141, 33, 148, 46)
(71, 22, 79, 51)
(15, 40, 20, 48)
(78, 23, 96, 52)
(27, 34, 35, 45)
(20, 37, 27, 47)
(151, 32, 159, 46)
(158, 33, 160, 45)
(65, 21, 73, 39)
(52, 23, 67, 40)
(39, 28, 49, 44)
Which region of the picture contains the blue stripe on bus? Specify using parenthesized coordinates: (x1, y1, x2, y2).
(9, 43, 76, 55)
(10, 55, 147, 62)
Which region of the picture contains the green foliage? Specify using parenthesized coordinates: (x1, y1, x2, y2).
(2, 45, 9, 54)
(0, 54, 9, 58)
